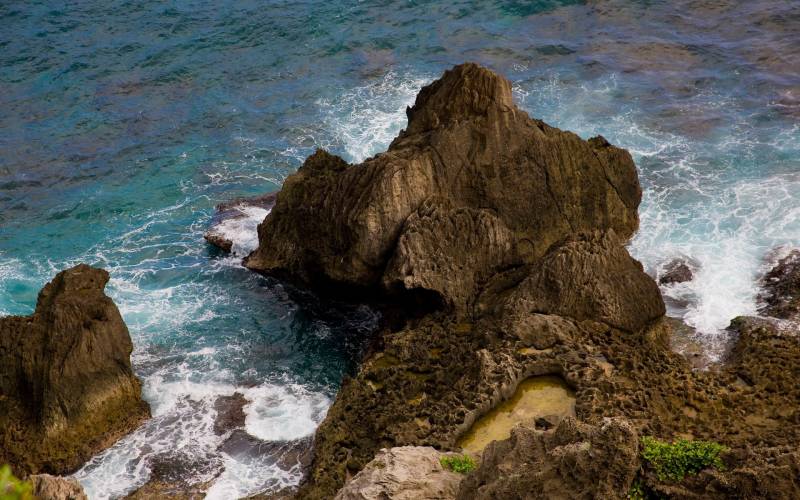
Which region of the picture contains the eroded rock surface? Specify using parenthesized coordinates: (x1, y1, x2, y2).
(334, 446, 463, 500)
(758, 249, 800, 321)
(0, 264, 150, 475)
(457, 418, 639, 500)
(29, 474, 88, 500)
(243, 64, 800, 500)
(245, 62, 641, 305)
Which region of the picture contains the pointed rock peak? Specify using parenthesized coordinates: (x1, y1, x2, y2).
(36, 264, 110, 311)
(404, 63, 515, 134)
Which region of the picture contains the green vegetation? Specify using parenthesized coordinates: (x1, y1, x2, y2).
(440, 454, 477, 474)
(626, 479, 646, 500)
(0, 465, 32, 500)
(641, 436, 727, 482)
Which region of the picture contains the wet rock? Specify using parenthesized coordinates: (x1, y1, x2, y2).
(0, 264, 150, 475)
(334, 446, 464, 500)
(658, 257, 696, 285)
(457, 418, 639, 500)
(29, 474, 88, 500)
(204, 192, 277, 254)
(245, 62, 641, 304)
(758, 249, 800, 320)
(213, 392, 248, 435)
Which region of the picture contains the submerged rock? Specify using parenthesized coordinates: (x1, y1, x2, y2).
(758, 248, 800, 320)
(0, 264, 150, 475)
(334, 447, 464, 500)
(213, 392, 248, 435)
(29, 474, 88, 500)
(658, 257, 697, 285)
(205, 192, 277, 254)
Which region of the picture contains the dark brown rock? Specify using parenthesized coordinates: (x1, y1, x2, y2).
(246, 62, 641, 308)
(658, 258, 696, 285)
(758, 249, 800, 320)
(0, 264, 150, 475)
(457, 417, 640, 500)
(502, 231, 665, 333)
(213, 392, 248, 435)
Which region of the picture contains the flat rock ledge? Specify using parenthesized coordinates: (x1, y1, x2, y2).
(0, 264, 150, 475)
(335, 446, 464, 500)
(243, 64, 800, 499)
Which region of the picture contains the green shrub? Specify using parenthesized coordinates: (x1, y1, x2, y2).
(641, 436, 727, 482)
(0, 465, 33, 500)
(440, 454, 477, 474)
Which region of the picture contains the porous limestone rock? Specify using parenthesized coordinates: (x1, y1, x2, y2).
(0, 264, 150, 475)
(457, 417, 639, 500)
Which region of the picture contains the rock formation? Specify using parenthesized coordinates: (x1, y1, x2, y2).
(334, 447, 464, 500)
(0, 264, 150, 475)
(758, 248, 800, 321)
(245, 62, 641, 303)
(658, 257, 696, 285)
(457, 417, 639, 499)
(28, 474, 88, 500)
(244, 63, 800, 499)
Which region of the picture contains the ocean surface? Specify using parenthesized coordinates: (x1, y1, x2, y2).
(1, 0, 798, 497)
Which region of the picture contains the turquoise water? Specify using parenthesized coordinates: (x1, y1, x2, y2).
(1, 1, 798, 497)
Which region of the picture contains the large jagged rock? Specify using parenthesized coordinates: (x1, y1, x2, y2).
(457, 418, 640, 500)
(242, 63, 800, 499)
(246, 62, 641, 310)
(334, 446, 464, 500)
(0, 264, 150, 475)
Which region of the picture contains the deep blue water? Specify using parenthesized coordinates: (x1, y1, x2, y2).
(1, 1, 798, 497)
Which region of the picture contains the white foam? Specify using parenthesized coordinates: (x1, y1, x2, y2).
(316, 70, 430, 163)
(208, 205, 270, 257)
(513, 72, 800, 357)
(73, 373, 331, 499)
(242, 384, 329, 442)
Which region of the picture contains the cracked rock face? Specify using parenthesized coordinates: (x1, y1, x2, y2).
(245, 62, 641, 310)
(0, 264, 150, 475)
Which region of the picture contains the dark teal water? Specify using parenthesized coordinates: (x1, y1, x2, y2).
(1, 1, 798, 497)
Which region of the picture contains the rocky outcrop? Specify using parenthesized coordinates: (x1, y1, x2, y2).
(658, 257, 696, 285)
(334, 447, 464, 500)
(0, 264, 150, 475)
(758, 249, 800, 320)
(243, 63, 800, 499)
(457, 417, 639, 499)
(245, 62, 641, 306)
(28, 474, 88, 500)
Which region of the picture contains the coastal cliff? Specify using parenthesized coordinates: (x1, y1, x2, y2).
(0, 264, 150, 476)
(247, 64, 800, 499)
